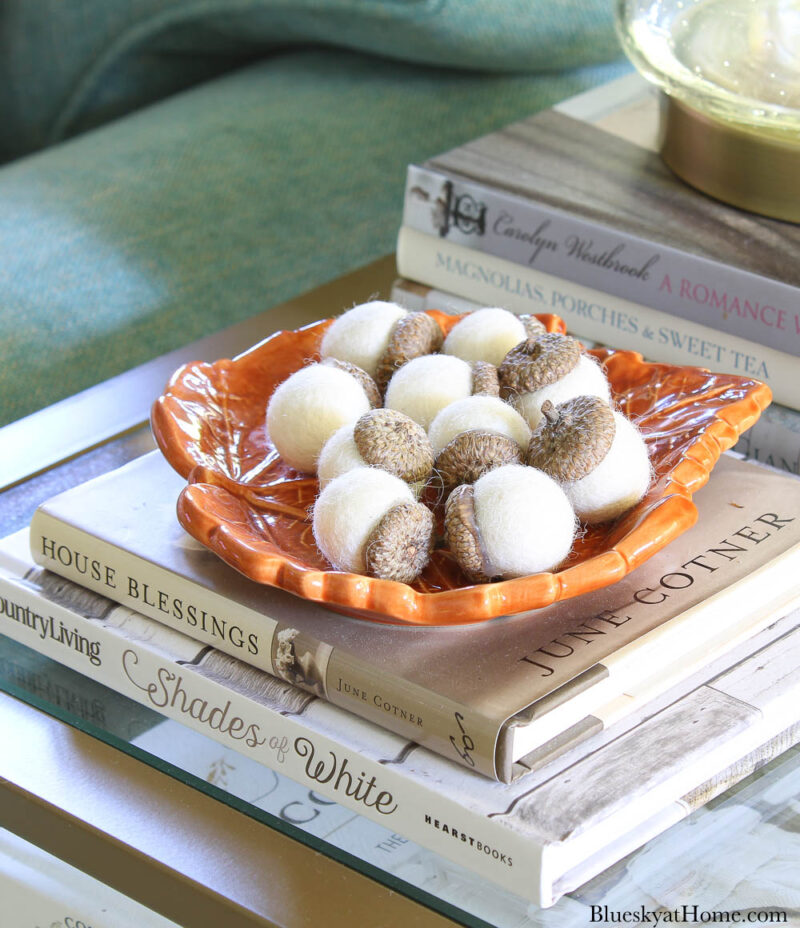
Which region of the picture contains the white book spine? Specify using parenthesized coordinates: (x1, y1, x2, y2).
(396, 226, 799, 411)
(735, 407, 800, 476)
(0, 566, 543, 904)
(3, 557, 800, 908)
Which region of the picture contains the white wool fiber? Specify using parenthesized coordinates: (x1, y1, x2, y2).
(384, 354, 473, 430)
(316, 423, 365, 488)
(266, 364, 371, 473)
(427, 395, 531, 456)
(567, 412, 652, 523)
(312, 468, 414, 573)
(443, 307, 527, 367)
(513, 355, 610, 429)
(320, 300, 407, 378)
(473, 464, 577, 578)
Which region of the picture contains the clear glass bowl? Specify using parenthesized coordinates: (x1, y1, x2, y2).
(615, 0, 800, 138)
(615, 1, 800, 220)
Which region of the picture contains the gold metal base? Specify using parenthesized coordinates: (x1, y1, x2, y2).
(659, 94, 800, 224)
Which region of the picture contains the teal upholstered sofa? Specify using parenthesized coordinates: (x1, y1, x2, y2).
(0, 1, 628, 429)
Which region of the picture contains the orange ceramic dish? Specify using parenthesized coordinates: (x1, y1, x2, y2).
(151, 311, 771, 626)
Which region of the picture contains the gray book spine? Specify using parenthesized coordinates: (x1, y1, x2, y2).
(403, 124, 800, 359)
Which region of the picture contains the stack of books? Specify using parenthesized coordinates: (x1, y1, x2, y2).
(393, 73, 800, 477)
(3, 74, 800, 912)
(3, 450, 800, 908)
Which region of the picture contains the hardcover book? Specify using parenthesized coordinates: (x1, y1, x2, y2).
(26, 450, 800, 782)
(395, 226, 800, 410)
(2, 531, 799, 909)
(398, 73, 800, 405)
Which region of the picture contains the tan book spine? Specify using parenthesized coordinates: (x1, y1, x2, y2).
(27, 509, 503, 779)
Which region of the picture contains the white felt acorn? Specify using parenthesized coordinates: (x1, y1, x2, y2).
(527, 396, 652, 524)
(443, 307, 545, 367)
(320, 300, 442, 390)
(317, 408, 434, 493)
(266, 359, 380, 473)
(312, 467, 434, 582)
(384, 354, 499, 431)
(444, 464, 577, 582)
(427, 395, 532, 489)
(498, 332, 610, 430)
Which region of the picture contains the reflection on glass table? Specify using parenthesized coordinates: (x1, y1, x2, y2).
(0, 635, 798, 928)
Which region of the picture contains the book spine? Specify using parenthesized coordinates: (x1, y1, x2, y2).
(403, 164, 800, 358)
(0, 567, 542, 904)
(26, 511, 502, 780)
(389, 278, 601, 349)
(396, 226, 799, 411)
(733, 404, 800, 477)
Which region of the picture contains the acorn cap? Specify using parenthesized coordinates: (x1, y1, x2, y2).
(470, 361, 500, 397)
(374, 312, 443, 391)
(365, 501, 434, 583)
(443, 484, 494, 583)
(498, 333, 581, 399)
(353, 408, 434, 483)
(321, 358, 381, 408)
(521, 315, 547, 339)
(435, 430, 521, 489)
(528, 396, 616, 482)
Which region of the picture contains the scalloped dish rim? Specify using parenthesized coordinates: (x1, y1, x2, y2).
(151, 312, 772, 626)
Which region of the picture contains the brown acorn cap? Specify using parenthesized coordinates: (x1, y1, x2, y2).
(374, 312, 444, 391)
(353, 408, 434, 483)
(498, 332, 581, 399)
(470, 361, 500, 397)
(521, 315, 547, 339)
(321, 358, 381, 408)
(365, 501, 434, 583)
(443, 484, 494, 583)
(528, 396, 616, 482)
(435, 430, 521, 489)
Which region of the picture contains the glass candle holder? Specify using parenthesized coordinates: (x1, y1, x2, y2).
(615, 0, 800, 222)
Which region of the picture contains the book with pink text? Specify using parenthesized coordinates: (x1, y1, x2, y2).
(400, 74, 800, 389)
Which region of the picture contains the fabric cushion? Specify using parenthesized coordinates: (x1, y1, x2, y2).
(0, 49, 629, 427)
(0, 0, 621, 163)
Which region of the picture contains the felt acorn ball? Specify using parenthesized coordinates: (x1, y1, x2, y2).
(498, 332, 610, 429)
(428, 395, 532, 489)
(528, 396, 652, 524)
(320, 300, 442, 389)
(312, 467, 434, 582)
(317, 408, 434, 493)
(444, 464, 577, 582)
(266, 359, 380, 473)
(384, 354, 499, 431)
(443, 307, 546, 367)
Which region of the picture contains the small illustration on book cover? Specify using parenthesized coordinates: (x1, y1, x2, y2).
(272, 625, 331, 698)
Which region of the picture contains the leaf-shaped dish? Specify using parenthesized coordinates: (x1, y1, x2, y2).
(151, 311, 771, 626)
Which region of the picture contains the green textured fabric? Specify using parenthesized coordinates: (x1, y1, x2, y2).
(0, 49, 628, 427)
(0, 0, 621, 162)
